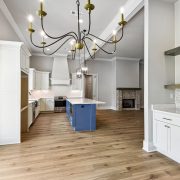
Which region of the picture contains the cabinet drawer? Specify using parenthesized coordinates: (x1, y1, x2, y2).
(154, 112, 180, 127)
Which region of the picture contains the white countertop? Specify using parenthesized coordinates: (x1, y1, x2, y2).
(152, 104, 180, 115)
(67, 98, 105, 105)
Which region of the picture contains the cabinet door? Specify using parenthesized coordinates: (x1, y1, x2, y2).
(20, 50, 26, 70)
(40, 99, 46, 111)
(41, 73, 49, 90)
(25, 55, 29, 72)
(29, 69, 36, 91)
(35, 72, 41, 90)
(156, 120, 168, 154)
(169, 125, 180, 162)
(46, 99, 54, 111)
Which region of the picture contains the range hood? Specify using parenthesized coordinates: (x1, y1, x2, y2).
(51, 57, 71, 85)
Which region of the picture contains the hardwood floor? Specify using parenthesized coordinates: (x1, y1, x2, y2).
(0, 110, 180, 180)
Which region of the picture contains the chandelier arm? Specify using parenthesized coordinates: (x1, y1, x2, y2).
(116, 27, 124, 43)
(30, 33, 76, 49)
(41, 17, 78, 40)
(83, 40, 95, 59)
(88, 33, 114, 44)
(42, 37, 73, 56)
(85, 37, 116, 55)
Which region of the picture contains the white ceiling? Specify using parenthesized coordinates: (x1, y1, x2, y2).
(3, 0, 128, 55)
(95, 9, 144, 60)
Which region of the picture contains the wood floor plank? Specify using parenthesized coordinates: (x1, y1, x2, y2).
(0, 110, 180, 180)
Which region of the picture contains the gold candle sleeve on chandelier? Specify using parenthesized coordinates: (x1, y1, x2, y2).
(40, 0, 44, 11)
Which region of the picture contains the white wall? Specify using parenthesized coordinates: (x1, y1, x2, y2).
(139, 62, 144, 108)
(175, 0, 180, 83)
(30, 55, 54, 72)
(87, 60, 114, 109)
(116, 60, 140, 88)
(0, 8, 20, 41)
(144, 0, 175, 152)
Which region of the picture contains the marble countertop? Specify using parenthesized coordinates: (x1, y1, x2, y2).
(152, 104, 180, 115)
(67, 98, 105, 105)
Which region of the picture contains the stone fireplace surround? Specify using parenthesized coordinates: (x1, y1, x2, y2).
(116, 88, 141, 111)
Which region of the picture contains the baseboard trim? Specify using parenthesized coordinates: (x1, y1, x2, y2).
(0, 137, 20, 146)
(143, 140, 157, 152)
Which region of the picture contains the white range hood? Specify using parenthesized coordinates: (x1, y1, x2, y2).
(51, 57, 71, 85)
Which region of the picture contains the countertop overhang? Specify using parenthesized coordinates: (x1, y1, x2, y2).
(66, 98, 105, 105)
(152, 104, 180, 116)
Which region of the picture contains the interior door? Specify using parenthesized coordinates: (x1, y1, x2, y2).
(85, 75, 93, 99)
(156, 120, 168, 155)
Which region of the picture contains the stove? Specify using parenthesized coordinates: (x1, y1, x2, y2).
(54, 96, 66, 113)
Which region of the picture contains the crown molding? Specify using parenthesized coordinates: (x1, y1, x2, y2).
(0, 0, 31, 51)
(94, 56, 141, 62)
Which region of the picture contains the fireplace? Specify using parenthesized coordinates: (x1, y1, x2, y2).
(116, 88, 141, 111)
(123, 99, 135, 108)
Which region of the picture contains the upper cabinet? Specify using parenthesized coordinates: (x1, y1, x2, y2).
(21, 47, 31, 74)
(71, 73, 83, 91)
(29, 68, 50, 91)
(36, 71, 50, 90)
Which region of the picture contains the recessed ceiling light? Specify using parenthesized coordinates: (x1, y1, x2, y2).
(47, 48, 50, 51)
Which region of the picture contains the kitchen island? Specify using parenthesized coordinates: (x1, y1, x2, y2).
(66, 98, 105, 131)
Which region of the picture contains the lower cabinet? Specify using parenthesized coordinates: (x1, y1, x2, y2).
(40, 98, 54, 112)
(66, 100, 96, 131)
(153, 111, 180, 163)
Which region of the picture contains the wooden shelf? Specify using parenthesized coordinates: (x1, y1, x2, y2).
(164, 84, 180, 90)
(165, 47, 180, 56)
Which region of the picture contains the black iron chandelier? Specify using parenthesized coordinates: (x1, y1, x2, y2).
(28, 0, 127, 60)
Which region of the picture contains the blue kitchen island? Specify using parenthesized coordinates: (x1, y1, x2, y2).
(66, 98, 104, 131)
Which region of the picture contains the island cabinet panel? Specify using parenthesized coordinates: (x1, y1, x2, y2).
(66, 100, 96, 131)
(74, 104, 96, 131)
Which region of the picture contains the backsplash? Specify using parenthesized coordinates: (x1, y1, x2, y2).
(175, 89, 180, 108)
(29, 86, 83, 100)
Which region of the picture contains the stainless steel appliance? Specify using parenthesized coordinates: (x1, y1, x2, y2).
(54, 96, 66, 113)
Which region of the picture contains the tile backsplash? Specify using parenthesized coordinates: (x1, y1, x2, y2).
(175, 89, 180, 108)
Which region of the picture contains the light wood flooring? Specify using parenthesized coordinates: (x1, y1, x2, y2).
(0, 110, 180, 180)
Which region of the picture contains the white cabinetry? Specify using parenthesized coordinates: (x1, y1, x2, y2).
(71, 73, 83, 90)
(21, 47, 30, 74)
(153, 111, 180, 163)
(29, 69, 50, 90)
(35, 71, 50, 90)
(46, 98, 54, 111)
(29, 68, 36, 91)
(40, 98, 54, 112)
(0, 41, 31, 145)
(35, 100, 40, 118)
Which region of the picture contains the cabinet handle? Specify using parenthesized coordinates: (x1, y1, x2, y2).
(163, 118, 172, 121)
